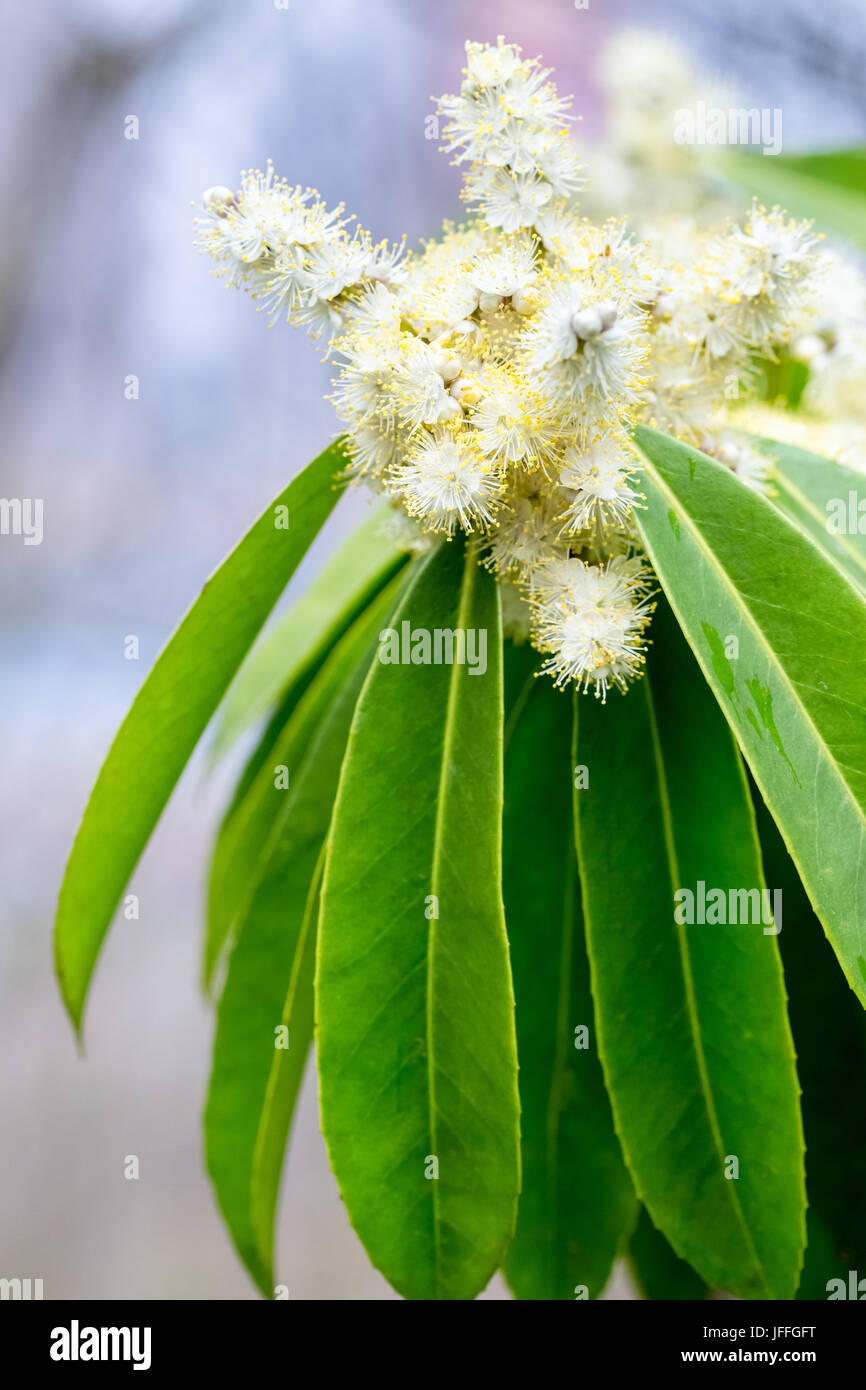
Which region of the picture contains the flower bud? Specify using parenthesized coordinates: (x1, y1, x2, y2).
(439, 395, 464, 421)
(427, 348, 449, 376)
(479, 292, 504, 313)
(202, 185, 236, 216)
(791, 332, 825, 364)
(571, 307, 604, 339)
(450, 377, 477, 405)
(510, 287, 535, 315)
(440, 354, 463, 383)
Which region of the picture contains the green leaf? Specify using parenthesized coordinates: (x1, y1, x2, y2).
(754, 354, 809, 410)
(754, 791, 866, 1300)
(248, 850, 323, 1286)
(502, 652, 636, 1300)
(634, 423, 866, 1008)
(204, 507, 410, 987)
(205, 579, 398, 1293)
(723, 148, 866, 251)
(204, 645, 352, 988)
(573, 595, 805, 1299)
(751, 433, 866, 595)
(55, 443, 344, 1032)
(203, 692, 302, 989)
(203, 523, 415, 987)
(316, 537, 520, 1300)
(208, 864, 318, 1298)
(204, 621, 360, 989)
(629, 1206, 709, 1301)
(768, 148, 866, 193)
(209, 501, 408, 765)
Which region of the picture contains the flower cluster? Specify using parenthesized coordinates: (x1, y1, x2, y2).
(638, 209, 823, 484)
(197, 167, 406, 342)
(197, 38, 822, 697)
(581, 29, 733, 226)
(588, 28, 866, 471)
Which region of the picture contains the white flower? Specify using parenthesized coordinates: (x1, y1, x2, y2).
(303, 233, 376, 304)
(728, 445, 773, 494)
(196, 167, 346, 288)
(470, 233, 539, 310)
(342, 423, 407, 482)
(681, 297, 747, 363)
(344, 281, 403, 336)
(484, 485, 569, 579)
(485, 118, 553, 174)
(520, 282, 583, 366)
(294, 297, 345, 342)
(396, 431, 501, 534)
(535, 136, 584, 200)
(464, 167, 553, 233)
(399, 224, 491, 337)
(533, 557, 654, 698)
(202, 186, 235, 214)
(389, 340, 465, 430)
(500, 66, 571, 127)
(638, 351, 718, 442)
(471, 370, 560, 471)
(731, 207, 819, 304)
(197, 167, 411, 347)
(439, 39, 571, 173)
(533, 200, 585, 259)
(330, 311, 417, 425)
(463, 36, 525, 92)
(364, 237, 409, 288)
(522, 281, 648, 428)
(198, 39, 825, 698)
(255, 244, 311, 319)
(689, 208, 824, 355)
(559, 438, 640, 531)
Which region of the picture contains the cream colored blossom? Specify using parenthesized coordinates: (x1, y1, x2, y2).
(198, 39, 823, 696)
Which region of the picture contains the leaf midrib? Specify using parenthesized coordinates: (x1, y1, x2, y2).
(249, 844, 324, 1284)
(637, 449, 866, 836)
(427, 543, 477, 1300)
(638, 449, 866, 994)
(209, 698, 340, 1291)
(220, 592, 391, 950)
(772, 470, 866, 588)
(545, 839, 576, 1293)
(642, 676, 773, 1299)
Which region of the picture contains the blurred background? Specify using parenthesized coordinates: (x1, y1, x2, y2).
(2, 0, 865, 1300)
